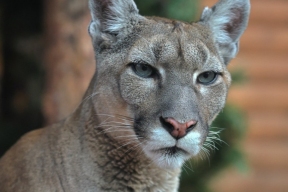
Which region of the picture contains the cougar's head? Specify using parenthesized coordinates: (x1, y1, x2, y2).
(88, 0, 250, 169)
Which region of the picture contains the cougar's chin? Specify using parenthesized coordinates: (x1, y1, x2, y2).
(144, 147, 190, 169)
(141, 128, 202, 169)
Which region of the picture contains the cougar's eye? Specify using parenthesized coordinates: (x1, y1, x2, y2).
(197, 71, 218, 85)
(131, 63, 155, 78)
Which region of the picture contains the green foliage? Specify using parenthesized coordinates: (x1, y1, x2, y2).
(165, 0, 199, 22)
(134, 0, 199, 22)
(231, 69, 249, 85)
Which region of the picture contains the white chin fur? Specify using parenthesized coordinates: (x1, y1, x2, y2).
(145, 149, 189, 169)
(142, 128, 202, 169)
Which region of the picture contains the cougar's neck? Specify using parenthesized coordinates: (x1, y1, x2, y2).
(69, 77, 181, 191)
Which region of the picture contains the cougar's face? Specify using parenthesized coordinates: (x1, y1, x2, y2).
(92, 20, 231, 169)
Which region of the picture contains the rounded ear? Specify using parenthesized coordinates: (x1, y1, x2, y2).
(200, 0, 250, 64)
(88, 0, 142, 46)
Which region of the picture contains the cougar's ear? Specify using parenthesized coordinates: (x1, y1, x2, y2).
(200, 0, 250, 64)
(88, 0, 142, 47)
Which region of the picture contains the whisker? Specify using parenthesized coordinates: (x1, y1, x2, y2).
(188, 159, 194, 171)
(97, 113, 134, 122)
(96, 129, 133, 136)
(99, 121, 133, 127)
(76, 92, 100, 107)
(124, 140, 144, 154)
(114, 135, 138, 139)
(182, 161, 194, 173)
(200, 145, 211, 164)
(95, 125, 133, 136)
(97, 124, 132, 128)
(201, 126, 228, 158)
(182, 163, 189, 175)
(115, 140, 138, 151)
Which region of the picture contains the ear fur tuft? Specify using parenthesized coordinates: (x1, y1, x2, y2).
(88, 0, 141, 43)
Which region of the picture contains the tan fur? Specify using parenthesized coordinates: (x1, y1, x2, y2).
(0, 0, 250, 191)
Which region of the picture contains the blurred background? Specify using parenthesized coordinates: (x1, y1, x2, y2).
(0, 0, 287, 191)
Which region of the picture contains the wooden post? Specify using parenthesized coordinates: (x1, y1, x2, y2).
(43, 0, 95, 124)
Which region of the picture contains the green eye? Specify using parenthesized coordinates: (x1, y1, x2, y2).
(132, 63, 154, 78)
(197, 71, 218, 85)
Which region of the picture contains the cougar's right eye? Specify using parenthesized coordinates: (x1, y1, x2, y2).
(131, 63, 155, 78)
(197, 71, 218, 85)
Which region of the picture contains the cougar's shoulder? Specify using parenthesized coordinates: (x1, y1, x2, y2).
(0, 121, 69, 191)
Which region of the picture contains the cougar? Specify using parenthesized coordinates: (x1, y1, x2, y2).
(0, 0, 250, 191)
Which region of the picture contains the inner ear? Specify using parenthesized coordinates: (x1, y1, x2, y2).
(97, 1, 115, 26)
(99, 0, 111, 11)
(89, 0, 113, 22)
(224, 7, 246, 41)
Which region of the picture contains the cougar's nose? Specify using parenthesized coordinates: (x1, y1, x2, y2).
(160, 117, 197, 139)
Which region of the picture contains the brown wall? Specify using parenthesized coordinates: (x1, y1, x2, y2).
(202, 0, 288, 191)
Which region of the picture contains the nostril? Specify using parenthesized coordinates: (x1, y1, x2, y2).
(186, 121, 197, 133)
(159, 116, 174, 133)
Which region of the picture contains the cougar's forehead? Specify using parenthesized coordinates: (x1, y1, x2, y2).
(130, 20, 224, 72)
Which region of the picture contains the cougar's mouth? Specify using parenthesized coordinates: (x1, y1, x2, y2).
(156, 146, 189, 156)
(133, 118, 203, 168)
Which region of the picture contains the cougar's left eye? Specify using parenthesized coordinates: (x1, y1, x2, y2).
(131, 63, 155, 78)
(197, 71, 218, 85)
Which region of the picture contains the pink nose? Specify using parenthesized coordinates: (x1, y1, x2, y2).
(163, 117, 197, 139)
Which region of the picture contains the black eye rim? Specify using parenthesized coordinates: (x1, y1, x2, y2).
(197, 71, 220, 85)
(130, 62, 158, 79)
